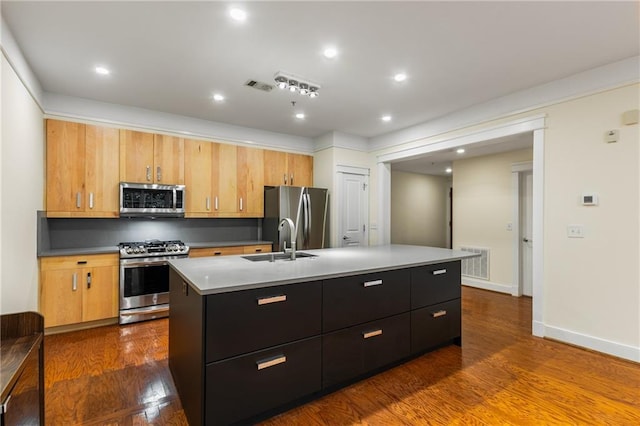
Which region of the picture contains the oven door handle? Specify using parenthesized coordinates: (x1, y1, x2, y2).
(120, 260, 170, 268)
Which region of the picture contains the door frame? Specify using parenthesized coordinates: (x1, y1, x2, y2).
(336, 165, 370, 248)
(377, 114, 546, 338)
(511, 161, 533, 297)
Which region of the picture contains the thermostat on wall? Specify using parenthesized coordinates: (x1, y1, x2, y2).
(581, 193, 598, 206)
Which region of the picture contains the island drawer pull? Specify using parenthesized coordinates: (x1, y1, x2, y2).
(432, 269, 447, 275)
(363, 329, 383, 339)
(432, 310, 447, 318)
(257, 355, 286, 370)
(363, 279, 383, 287)
(213, 251, 222, 256)
(257, 295, 287, 305)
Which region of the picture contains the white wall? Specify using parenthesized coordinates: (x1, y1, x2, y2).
(1, 54, 44, 314)
(391, 171, 448, 247)
(452, 149, 533, 290)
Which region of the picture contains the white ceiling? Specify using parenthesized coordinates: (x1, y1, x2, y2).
(391, 132, 533, 176)
(2, 1, 639, 141)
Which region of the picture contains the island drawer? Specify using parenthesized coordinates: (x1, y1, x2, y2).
(410, 261, 461, 309)
(411, 298, 461, 353)
(322, 312, 410, 389)
(323, 269, 410, 332)
(205, 280, 322, 362)
(206, 336, 321, 425)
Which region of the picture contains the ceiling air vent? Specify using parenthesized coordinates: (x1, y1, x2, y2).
(244, 79, 274, 92)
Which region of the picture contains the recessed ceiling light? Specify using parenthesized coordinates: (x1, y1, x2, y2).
(295, 113, 305, 119)
(393, 73, 407, 82)
(445, 167, 453, 173)
(456, 148, 465, 154)
(323, 47, 338, 59)
(229, 8, 247, 22)
(95, 66, 110, 75)
(381, 115, 392, 122)
(212, 93, 225, 102)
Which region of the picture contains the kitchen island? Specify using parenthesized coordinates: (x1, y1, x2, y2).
(168, 244, 475, 425)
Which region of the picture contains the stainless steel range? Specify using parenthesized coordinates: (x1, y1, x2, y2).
(118, 240, 189, 324)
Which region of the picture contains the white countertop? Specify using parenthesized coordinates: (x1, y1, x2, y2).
(169, 244, 477, 295)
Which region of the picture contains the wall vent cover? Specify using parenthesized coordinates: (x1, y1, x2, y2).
(460, 246, 490, 280)
(244, 79, 274, 92)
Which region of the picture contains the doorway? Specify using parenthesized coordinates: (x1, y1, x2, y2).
(520, 170, 533, 296)
(377, 115, 545, 338)
(337, 166, 369, 247)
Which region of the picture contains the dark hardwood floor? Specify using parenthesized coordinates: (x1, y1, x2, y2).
(44, 287, 640, 425)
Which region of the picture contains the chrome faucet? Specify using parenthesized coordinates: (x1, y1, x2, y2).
(278, 218, 296, 260)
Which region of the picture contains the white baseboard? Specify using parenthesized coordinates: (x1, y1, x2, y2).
(544, 324, 640, 363)
(462, 276, 514, 295)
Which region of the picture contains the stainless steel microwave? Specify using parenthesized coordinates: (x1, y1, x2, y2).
(119, 182, 185, 217)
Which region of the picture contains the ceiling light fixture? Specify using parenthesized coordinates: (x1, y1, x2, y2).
(456, 148, 465, 154)
(212, 93, 225, 102)
(394, 73, 407, 82)
(274, 72, 321, 98)
(295, 113, 305, 119)
(445, 167, 453, 173)
(95, 66, 110, 75)
(323, 47, 338, 59)
(381, 115, 392, 122)
(229, 8, 247, 22)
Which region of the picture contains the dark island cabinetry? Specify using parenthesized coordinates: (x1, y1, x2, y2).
(169, 260, 462, 425)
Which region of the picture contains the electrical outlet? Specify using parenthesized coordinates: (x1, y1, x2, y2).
(567, 225, 585, 238)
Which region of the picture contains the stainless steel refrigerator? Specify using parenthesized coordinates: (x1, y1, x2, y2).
(263, 186, 329, 251)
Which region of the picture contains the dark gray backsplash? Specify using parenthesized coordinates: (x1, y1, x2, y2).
(37, 211, 261, 250)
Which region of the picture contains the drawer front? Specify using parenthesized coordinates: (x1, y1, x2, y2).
(411, 261, 461, 309)
(206, 281, 321, 362)
(411, 298, 461, 353)
(323, 269, 410, 332)
(243, 244, 272, 254)
(322, 312, 410, 389)
(40, 253, 118, 270)
(206, 336, 321, 426)
(189, 246, 244, 258)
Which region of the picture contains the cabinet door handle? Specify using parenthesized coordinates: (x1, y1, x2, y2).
(284, 173, 288, 185)
(214, 196, 219, 211)
(432, 269, 447, 275)
(257, 295, 286, 305)
(1, 394, 11, 415)
(213, 251, 222, 256)
(77, 261, 87, 265)
(88, 192, 94, 209)
(182, 281, 188, 296)
(157, 166, 162, 181)
(256, 354, 286, 370)
(87, 272, 92, 289)
(290, 173, 294, 185)
(363, 279, 383, 287)
(239, 197, 243, 211)
(432, 310, 447, 318)
(76, 192, 82, 208)
(146, 166, 151, 181)
(206, 197, 211, 211)
(363, 329, 383, 339)
(72, 273, 78, 291)
(255, 248, 262, 252)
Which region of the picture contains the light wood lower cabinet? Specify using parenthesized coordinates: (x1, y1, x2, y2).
(189, 244, 271, 258)
(39, 254, 119, 328)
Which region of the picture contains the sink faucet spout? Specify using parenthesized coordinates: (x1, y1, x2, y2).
(278, 218, 297, 260)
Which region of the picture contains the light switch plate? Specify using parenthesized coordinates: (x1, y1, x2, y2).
(567, 225, 585, 238)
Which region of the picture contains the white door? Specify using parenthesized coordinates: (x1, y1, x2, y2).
(521, 171, 533, 296)
(339, 172, 368, 247)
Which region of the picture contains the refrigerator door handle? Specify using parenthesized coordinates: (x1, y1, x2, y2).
(306, 193, 312, 242)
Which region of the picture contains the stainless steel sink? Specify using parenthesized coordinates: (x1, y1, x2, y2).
(242, 252, 317, 262)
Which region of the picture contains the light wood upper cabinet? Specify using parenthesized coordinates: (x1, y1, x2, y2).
(237, 146, 264, 216)
(185, 141, 264, 218)
(40, 254, 119, 328)
(263, 150, 313, 187)
(120, 130, 184, 184)
(46, 119, 119, 217)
